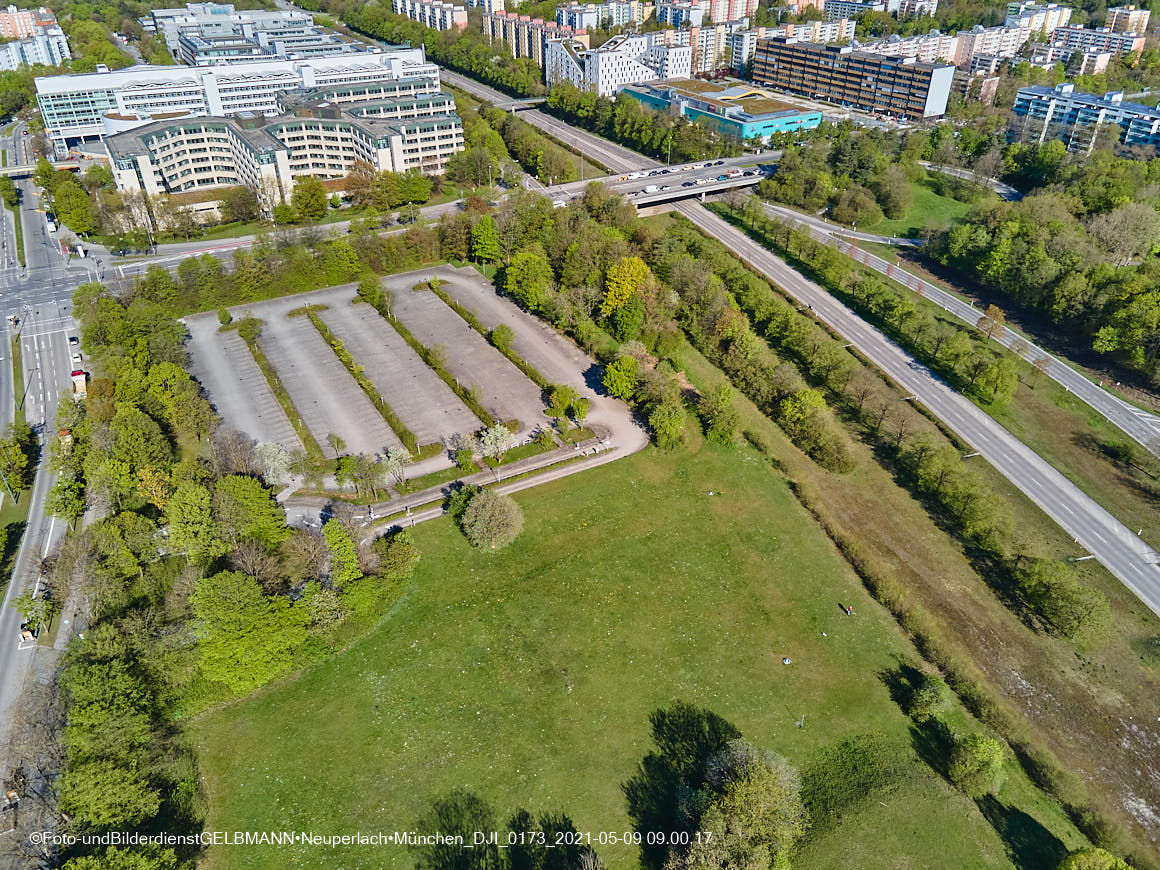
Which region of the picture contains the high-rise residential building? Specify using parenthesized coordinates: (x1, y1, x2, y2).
(1012, 82, 1160, 152)
(953, 23, 1033, 65)
(557, 1, 647, 30)
(465, 0, 505, 13)
(0, 5, 55, 39)
(393, 0, 468, 30)
(896, 0, 938, 17)
(686, 19, 751, 73)
(1046, 25, 1145, 59)
(706, 0, 758, 24)
(483, 11, 589, 65)
(752, 36, 955, 117)
(107, 86, 464, 205)
(0, 25, 69, 70)
(731, 19, 855, 71)
(656, 0, 705, 27)
(1105, 5, 1150, 33)
(1004, 2, 1072, 35)
(824, 0, 885, 19)
(36, 48, 437, 156)
(545, 32, 693, 95)
(856, 29, 959, 63)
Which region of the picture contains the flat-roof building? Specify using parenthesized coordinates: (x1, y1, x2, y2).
(1004, 2, 1072, 34)
(483, 11, 590, 65)
(393, 0, 468, 30)
(0, 25, 69, 70)
(545, 32, 692, 95)
(752, 35, 955, 117)
(622, 79, 823, 139)
(36, 49, 436, 156)
(1105, 5, 1150, 33)
(0, 5, 55, 40)
(1012, 82, 1160, 152)
(731, 20, 856, 71)
(557, 1, 647, 30)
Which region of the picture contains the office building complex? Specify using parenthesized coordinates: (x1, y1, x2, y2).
(483, 11, 589, 65)
(0, 5, 55, 39)
(752, 36, 955, 117)
(557, 0, 647, 29)
(1012, 82, 1160, 152)
(622, 79, 822, 139)
(107, 86, 464, 203)
(656, 0, 705, 26)
(0, 25, 69, 70)
(36, 48, 437, 156)
(545, 32, 692, 95)
(730, 19, 855, 71)
(1004, 2, 1072, 34)
(1105, 5, 1150, 33)
(393, 0, 468, 31)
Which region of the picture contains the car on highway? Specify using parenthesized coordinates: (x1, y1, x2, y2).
(69, 335, 79, 347)
(682, 181, 695, 187)
(717, 175, 728, 181)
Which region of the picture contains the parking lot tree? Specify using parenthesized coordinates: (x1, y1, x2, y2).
(602, 355, 638, 400)
(323, 519, 362, 588)
(191, 569, 309, 694)
(472, 215, 501, 264)
(291, 176, 328, 223)
(460, 488, 524, 550)
(477, 424, 517, 464)
(504, 249, 553, 312)
(212, 474, 291, 551)
(489, 323, 515, 353)
(547, 384, 580, 419)
(456, 447, 477, 472)
(327, 432, 346, 455)
(167, 481, 227, 565)
(380, 447, 412, 488)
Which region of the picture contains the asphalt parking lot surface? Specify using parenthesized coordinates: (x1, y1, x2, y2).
(185, 313, 300, 451)
(381, 274, 548, 433)
(255, 300, 402, 458)
(318, 298, 480, 446)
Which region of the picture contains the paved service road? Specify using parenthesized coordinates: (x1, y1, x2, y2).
(758, 200, 1160, 455)
(676, 200, 1160, 618)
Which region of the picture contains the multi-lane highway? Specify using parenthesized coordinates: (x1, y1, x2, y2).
(677, 200, 1160, 616)
(756, 200, 1160, 454)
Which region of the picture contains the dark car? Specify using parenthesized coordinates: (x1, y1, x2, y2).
(682, 181, 695, 187)
(69, 335, 79, 346)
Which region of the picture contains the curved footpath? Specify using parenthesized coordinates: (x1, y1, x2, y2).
(677, 200, 1160, 618)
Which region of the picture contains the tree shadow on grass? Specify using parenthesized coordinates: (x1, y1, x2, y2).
(976, 793, 1068, 870)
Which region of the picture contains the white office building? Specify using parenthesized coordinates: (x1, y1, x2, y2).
(147, 3, 315, 51)
(36, 49, 437, 156)
(0, 25, 69, 70)
(545, 33, 693, 95)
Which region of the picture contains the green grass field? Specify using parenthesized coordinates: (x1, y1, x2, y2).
(190, 445, 1042, 870)
(862, 178, 976, 238)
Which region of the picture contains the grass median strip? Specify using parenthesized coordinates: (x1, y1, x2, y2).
(234, 317, 324, 462)
(359, 297, 496, 427)
(300, 308, 425, 455)
(424, 279, 550, 389)
(8, 203, 24, 267)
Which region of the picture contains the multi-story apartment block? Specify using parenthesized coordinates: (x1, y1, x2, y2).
(824, 0, 885, 19)
(752, 36, 955, 117)
(393, 0, 468, 31)
(36, 49, 437, 156)
(466, 0, 505, 13)
(107, 89, 464, 205)
(545, 32, 692, 95)
(656, 0, 705, 27)
(857, 29, 959, 63)
(896, 0, 938, 17)
(730, 19, 855, 71)
(0, 5, 55, 40)
(1047, 25, 1145, 59)
(953, 22, 1032, 65)
(483, 11, 589, 65)
(705, 0, 758, 24)
(687, 19, 751, 73)
(1105, 5, 1150, 33)
(952, 68, 999, 103)
(557, 0, 646, 30)
(1012, 82, 1160, 152)
(784, 0, 825, 13)
(0, 25, 70, 71)
(1004, 2, 1072, 35)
